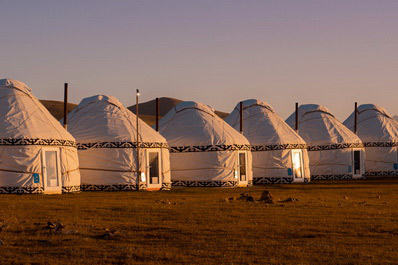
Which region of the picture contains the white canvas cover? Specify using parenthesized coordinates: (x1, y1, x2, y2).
(158, 101, 253, 187)
(286, 104, 365, 180)
(343, 104, 398, 176)
(0, 79, 80, 194)
(225, 99, 310, 184)
(66, 95, 171, 191)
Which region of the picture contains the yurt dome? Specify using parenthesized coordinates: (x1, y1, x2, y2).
(225, 99, 310, 184)
(286, 104, 365, 180)
(66, 95, 171, 191)
(158, 101, 253, 187)
(0, 79, 80, 194)
(344, 104, 398, 176)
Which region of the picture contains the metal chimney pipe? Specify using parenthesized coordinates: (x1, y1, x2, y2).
(155, 97, 159, 131)
(354, 102, 358, 134)
(295, 102, 299, 132)
(63, 83, 68, 129)
(239, 101, 243, 134)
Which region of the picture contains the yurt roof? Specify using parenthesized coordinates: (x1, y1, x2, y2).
(66, 95, 167, 144)
(225, 99, 306, 146)
(0, 79, 75, 142)
(343, 104, 398, 142)
(158, 101, 250, 146)
(285, 104, 362, 146)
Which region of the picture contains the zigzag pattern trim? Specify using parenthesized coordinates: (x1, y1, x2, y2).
(169, 144, 251, 153)
(81, 184, 138, 191)
(253, 177, 294, 184)
(161, 182, 172, 190)
(0, 186, 44, 194)
(365, 171, 398, 176)
(253, 177, 309, 184)
(172, 180, 240, 187)
(311, 174, 355, 180)
(80, 183, 148, 191)
(62, 185, 80, 193)
(307, 143, 364, 151)
(251, 144, 307, 152)
(363, 142, 398, 147)
(0, 138, 76, 147)
(77, 141, 168, 150)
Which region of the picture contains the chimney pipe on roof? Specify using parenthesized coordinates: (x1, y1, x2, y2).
(354, 102, 358, 135)
(155, 97, 159, 131)
(295, 102, 299, 133)
(239, 102, 243, 134)
(63, 83, 68, 129)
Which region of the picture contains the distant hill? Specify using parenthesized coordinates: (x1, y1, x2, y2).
(40, 100, 77, 120)
(40, 97, 229, 126)
(128, 97, 229, 125)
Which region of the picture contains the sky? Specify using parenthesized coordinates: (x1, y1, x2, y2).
(1, 0, 398, 120)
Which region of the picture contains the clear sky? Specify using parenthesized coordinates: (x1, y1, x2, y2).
(1, 0, 397, 120)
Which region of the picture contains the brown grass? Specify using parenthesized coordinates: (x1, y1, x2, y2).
(0, 179, 397, 264)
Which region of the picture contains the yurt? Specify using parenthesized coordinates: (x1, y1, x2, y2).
(66, 95, 171, 191)
(158, 101, 252, 187)
(286, 104, 365, 180)
(343, 104, 398, 177)
(0, 79, 80, 194)
(225, 99, 310, 184)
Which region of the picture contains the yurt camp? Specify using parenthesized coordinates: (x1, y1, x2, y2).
(344, 104, 398, 177)
(0, 79, 80, 194)
(158, 101, 253, 187)
(286, 104, 365, 180)
(66, 95, 171, 191)
(225, 99, 310, 184)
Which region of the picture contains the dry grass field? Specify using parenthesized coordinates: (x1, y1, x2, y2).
(0, 179, 397, 264)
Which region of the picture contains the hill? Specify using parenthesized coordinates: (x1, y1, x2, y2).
(40, 100, 77, 120)
(40, 97, 229, 126)
(128, 97, 229, 126)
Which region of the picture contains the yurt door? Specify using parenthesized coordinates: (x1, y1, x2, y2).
(146, 150, 162, 190)
(291, 150, 304, 179)
(237, 152, 248, 185)
(352, 149, 362, 178)
(42, 148, 62, 194)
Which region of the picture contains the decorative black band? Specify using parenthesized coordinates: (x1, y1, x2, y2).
(363, 142, 398, 147)
(251, 144, 307, 152)
(0, 186, 44, 194)
(0, 138, 76, 147)
(77, 141, 169, 150)
(169, 144, 251, 153)
(311, 174, 358, 180)
(80, 183, 148, 191)
(80, 184, 138, 191)
(161, 182, 172, 190)
(62, 185, 80, 193)
(307, 143, 364, 151)
(365, 171, 398, 176)
(172, 180, 240, 187)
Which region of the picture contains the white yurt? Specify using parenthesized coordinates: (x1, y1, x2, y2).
(158, 101, 253, 187)
(286, 104, 365, 180)
(343, 104, 398, 177)
(0, 79, 80, 194)
(66, 95, 171, 191)
(225, 99, 310, 184)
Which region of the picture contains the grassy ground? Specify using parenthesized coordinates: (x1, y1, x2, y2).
(0, 179, 397, 264)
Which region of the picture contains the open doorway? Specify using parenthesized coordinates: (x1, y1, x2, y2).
(352, 149, 362, 178)
(291, 150, 304, 179)
(42, 148, 62, 194)
(237, 151, 248, 185)
(146, 150, 162, 190)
